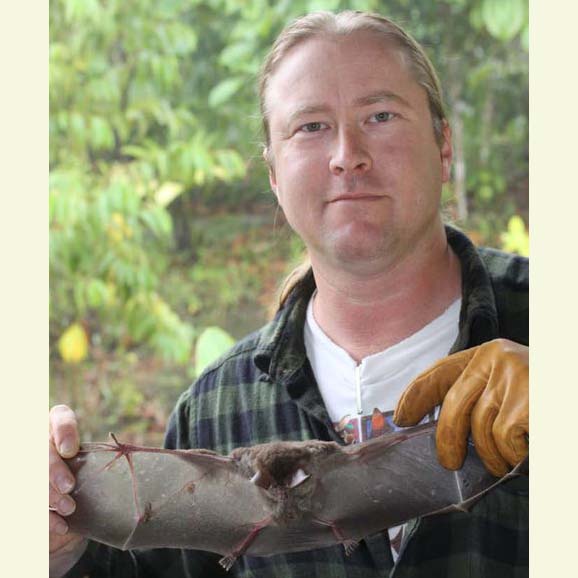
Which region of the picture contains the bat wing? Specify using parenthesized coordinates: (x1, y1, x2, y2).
(66, 438, 274, 556)
(66, 427, 525, 565)
(306, 421, 506, 544)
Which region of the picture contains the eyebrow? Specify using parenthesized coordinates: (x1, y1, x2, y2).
(285, 90, 412, 126)
(353, 90, 411, 108)
(286, 104, 332, 127)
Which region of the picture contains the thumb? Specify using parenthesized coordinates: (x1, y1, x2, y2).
(394, 347, 478, 426)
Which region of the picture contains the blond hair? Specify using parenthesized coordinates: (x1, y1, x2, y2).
(259, 11, 448, 308)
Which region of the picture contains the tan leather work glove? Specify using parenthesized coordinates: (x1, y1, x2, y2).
(393, 338, 528, 477)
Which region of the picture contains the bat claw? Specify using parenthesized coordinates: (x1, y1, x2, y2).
(343, 539, 360, 556)
(218, 554, 237, 572)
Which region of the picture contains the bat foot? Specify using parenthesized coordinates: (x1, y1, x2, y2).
(342, 539, 360, 556)
(219, 516, 273, 571)
(219, 554, 237, 572)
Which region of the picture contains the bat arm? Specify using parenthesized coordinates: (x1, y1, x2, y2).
(218, 516, 274, 571)
(342, 422, 436, 463)
(312, 516, 360, 556)
(77, 434, 234, 465)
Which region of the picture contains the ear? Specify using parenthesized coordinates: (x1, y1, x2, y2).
(264, 147, 279, 199)
(269, 169, 278, 198)
(440, 120, 453, 183)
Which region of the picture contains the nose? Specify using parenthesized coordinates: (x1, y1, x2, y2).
(329, 126, 372, 176)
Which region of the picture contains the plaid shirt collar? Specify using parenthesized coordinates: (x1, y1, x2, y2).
(254, 225, 500, 385)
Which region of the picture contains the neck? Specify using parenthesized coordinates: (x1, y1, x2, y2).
(310, 225, 462, 363)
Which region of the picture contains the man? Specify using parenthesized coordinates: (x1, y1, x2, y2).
(49, 10, 528, 578)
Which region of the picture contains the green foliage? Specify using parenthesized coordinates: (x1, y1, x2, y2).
(49, 164, 194, 363)
(481, 0, 527, 42)
(194, 326, 236, 377)
(50, 0, 254, 363)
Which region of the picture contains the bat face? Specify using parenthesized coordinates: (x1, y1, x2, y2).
(232, 440, 341, 522)
(65, 424, 525, 570)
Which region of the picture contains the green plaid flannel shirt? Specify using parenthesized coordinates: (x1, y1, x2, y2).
(69, 226, 528, 578)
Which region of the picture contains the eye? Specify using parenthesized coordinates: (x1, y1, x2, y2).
(299, 122, 327, 133)
(369, 111, 396, 123)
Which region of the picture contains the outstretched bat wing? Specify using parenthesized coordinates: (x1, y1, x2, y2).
(305, 422, 502, 544)
(67, 438, 274, 554)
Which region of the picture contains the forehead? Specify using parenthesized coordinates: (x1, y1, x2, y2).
(265, 32, 424, 119)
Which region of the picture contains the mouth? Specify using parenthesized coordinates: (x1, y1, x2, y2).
(329, 195, 384, 203)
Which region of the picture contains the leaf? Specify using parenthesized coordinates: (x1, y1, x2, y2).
(120, 144, 149, 160)
(481, 0, 526, 41)
(194, 326, 236, 376)
(89, 116, 115, 150)
(208, 78, 244, 108)
(140, 207, 173, 238)
(154, 181, 184, 208)
(219, 41, 256, 69)
(86, 278, 111, 308)
(501, 215, 529, 256)
(58, 322, 89, 364)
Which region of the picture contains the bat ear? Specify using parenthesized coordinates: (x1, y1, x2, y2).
(250, 469, 273, 489)
(289, 468, 310, 488)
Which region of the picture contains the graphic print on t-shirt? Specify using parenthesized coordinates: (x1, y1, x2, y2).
(334, 407, 436, 444)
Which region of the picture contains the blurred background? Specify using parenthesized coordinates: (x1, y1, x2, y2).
(49, 0, 528, 445)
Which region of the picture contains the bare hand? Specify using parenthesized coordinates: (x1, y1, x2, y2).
(49, 405, 88, 575)
(393, 339, 529, 477)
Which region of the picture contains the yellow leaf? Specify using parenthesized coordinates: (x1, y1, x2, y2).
(58, 323, 89, 364)
(501, 215, 529, 256)
(155, 182, 184, 208)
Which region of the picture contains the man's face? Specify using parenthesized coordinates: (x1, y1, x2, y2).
(265, 32, 452, 272)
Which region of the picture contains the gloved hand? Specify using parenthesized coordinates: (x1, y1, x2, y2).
(393, 338, 528, 477)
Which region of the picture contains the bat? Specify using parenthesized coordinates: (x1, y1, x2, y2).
(64, 422, 527, 571)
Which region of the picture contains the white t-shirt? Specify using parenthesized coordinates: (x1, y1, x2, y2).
(303, 293, 461, 560)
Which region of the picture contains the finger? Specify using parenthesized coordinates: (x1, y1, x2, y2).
(492, 360, 529, 467)
(493, 409, 529, 468)
(394, 347, 478, 425)
(50, 510, 69, 536)
(49, 483, 76, 516)
(49, 438, 76, 495)
(471, 400, 509, 477)
(49, 405, 80, 458)
(435, 370, 489, 470)
(50, 532, 87, 558)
